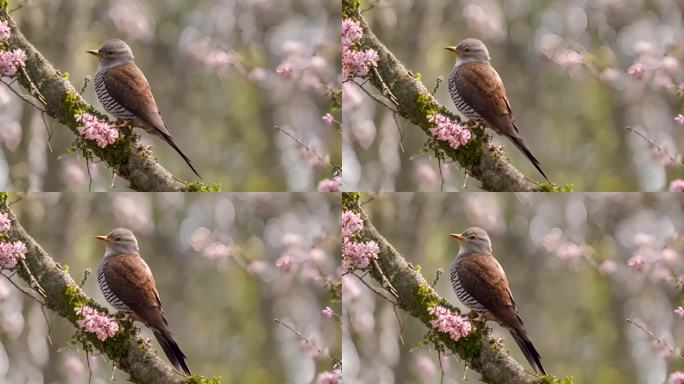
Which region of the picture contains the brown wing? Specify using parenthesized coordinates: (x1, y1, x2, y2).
(103, 63, 171, 136)
(103, 253, 171, 332)
(454, 62, 519, 135)
(457, 252, 524, 330)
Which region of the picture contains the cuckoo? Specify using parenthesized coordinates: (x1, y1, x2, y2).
(449, 227, 546, 375)
(87, 39, 201, 178)
(445, 38, 548, 181)
(96, 228, 191, 374)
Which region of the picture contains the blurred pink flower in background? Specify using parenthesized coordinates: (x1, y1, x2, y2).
(342, 82, 363, 108)
(628, 255, 645, 271)
(415, 355, 437, 378)
(316, 368, 341, 384)
(674, 307, 684, 318)
(248, 68, 267, 83)
(281, 40, 303, 56)
(0, 86, 10, 105)
(342, 275, 362, 298)
(205, 50, 235, 70)
(416, 163, 438, 185)
(281, 233, 301, 248)
(64, 355, 85, 376)
(322, 113, 334, 125)
(308, 56, 328, 73)
(247, 260, 269, 276)
(661, 57, 679, 75)
(108, 0, 154, 41)
(202, 241, 232, 262)
(598, 260, 617, 275)
(275, 254, 293, 272)
(276, 62, 293, 80)
(669, 371, 684, 384)
(599, 68, 620, 83)
(670, 179, 684, 192)
(634, 41, 654, 56)
(322, 306, 333, 317)
(554, 49, 584, 69)
(632, 233, 654, 248)
(318, 175, 341, 192)
(628, 63, 646, 80)
(0, 121, 22, 151)
(675, 114, 684, 126)
(0, 20, 10, 41)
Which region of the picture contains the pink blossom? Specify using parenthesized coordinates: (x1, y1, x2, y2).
(342, 19, 363, 47)
(633, 233, 654, 247)
(342, 240, 379, 270)
(322, 113, 334, 125)
(316, 369, 341, 384)
(276, 62, 293, 80)
(628, 255, 645, 271)
(281, 40, 303, 56)
(281, 233, 301, 248)
(628, 63, 646, 80)
(64, 355, 85, 376)
(75, 113, 119, 148)
(308, 56, 327, 73)
(599, 68, 619, 83)
(661, 249, 678, 265)
(0, 48, 26, 77)
(275, 254, 293, 272)
(308, 248, 326, 265)
(415, 355, 437, 377)
(669, 179, 684, 192)
(634, 41, 654, 56)
(342, 48, 378, 78)
(0, 241, 26, 269)
(674, 114, 684, 126)
(322, 306, 334, 317)
(0, 20, 10, 41)
(0, 212, 10, 233)
(598, 260, 617, 275)
(417, 163, 438, 185)
(661, 57, 679, 75)
(318, 175, 341, 192)
(247, 260, 268, 276)
(556, 243, 584, 261)
(202, 242, 232, 261)
(248, 68, 267, 83)
(74, 306, 119, 341)
(675, 307, 684, 318)
(341, 210, 364, 238)
(427, 113, 471, 150)
(554, 50, 583, 69)
(205, 50, 234, 70)
(669, 371, 684, 384)
(428, 306, 472, 342)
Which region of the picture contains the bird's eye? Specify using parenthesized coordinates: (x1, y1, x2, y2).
(115, 237, 122, 241)
(464, 47, 470, 52)
(469, 235, 475, 239)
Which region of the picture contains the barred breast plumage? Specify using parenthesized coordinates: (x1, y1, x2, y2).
(96, 257, 132, 314)
(447, 68, 483, 122)
(450, 256, 487, 314)
(94, 68, 137, 121)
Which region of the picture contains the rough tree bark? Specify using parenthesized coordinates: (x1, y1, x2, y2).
(343, 1, 567, 192)
(0, 4, 213, 192)
(343, 193, 567, 383)
(0, 194, 214, 383)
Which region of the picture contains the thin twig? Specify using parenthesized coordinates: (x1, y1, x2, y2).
(18, 258, 47, 298)
(625, 318, 683, 359)
(626, 126, 683, 167)
(348, 271, 397, 305)
(273, 125, 335, 168)
(80, 268, 91, 288)
(432, 268, 443, 287)
(371, 257, 399, 298)
(274, 318, 342, 366)
(349, 79, 398, 113)
(1, 272, 44, 304)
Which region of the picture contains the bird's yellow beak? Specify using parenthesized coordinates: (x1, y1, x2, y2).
(86, 49, 100, 57)
(445, 46, 459, 54)
(449, 233, 464, 242)
(95, 235, 109, 243)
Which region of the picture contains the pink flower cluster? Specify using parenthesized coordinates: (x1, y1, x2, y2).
(674, 306, 684, 318)
(75, 113, 119, 148)
(342, 210, 379, 270)
(0, 48, 26, 77)
(670, 179, 684, 192)
(276, 62, 293, 80)
(318, 175, 341, 192)
(671, 372, 684, 384)
(75, 306, 119, 341)
(316, 368, 341, 384)
(0, 212, 10, 233)
(541, 228, 586, 262)
(0, 20, 10, 41)
(428, 306, 472, 342)
(427, 113, 471, 150)
(342, 18, 378, 78)
(0, 241, 26, 269)
(674, 114, 684, 126)
(275, 254, 293, 272)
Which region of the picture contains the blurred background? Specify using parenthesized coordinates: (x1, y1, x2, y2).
(0, 0, 341, 191)
(342, 0, 684, 191)
(0, 192, 341, 383)
(344, 192, 684, 383)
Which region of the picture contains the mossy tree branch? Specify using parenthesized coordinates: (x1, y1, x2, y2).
(343, 193, 568, 384)
(0, 5, 215, 192)
(343, 1, 566, 192)
(0, 194, 217, 383)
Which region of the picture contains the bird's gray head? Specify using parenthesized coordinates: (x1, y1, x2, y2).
(445, 38, 491, 66)
(450, 226, 492, 255)
(87, 39, 134, 70)
(96, 227, 139, 256)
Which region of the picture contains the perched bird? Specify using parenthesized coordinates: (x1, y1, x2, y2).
(87, 39, 201, 178)
(449, 227, 546, 375)
(96, 228, 191, 375)
(445, 38, 549, 181)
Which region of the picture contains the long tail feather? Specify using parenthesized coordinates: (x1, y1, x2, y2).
(161, 134, 202, 179)
(509, 328, 546, 375)
(154, 330, 191, 375)
(508, 135, 549, 182)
